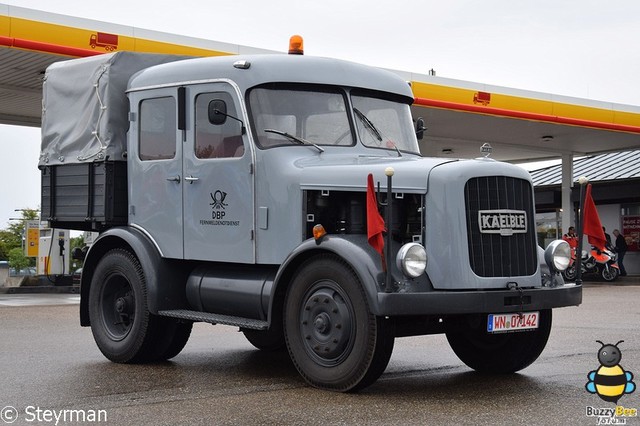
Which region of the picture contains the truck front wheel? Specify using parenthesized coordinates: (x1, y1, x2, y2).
(284, 255, 394, 392)
(88, 248, 189, 363)
(446, 309, 552, 373)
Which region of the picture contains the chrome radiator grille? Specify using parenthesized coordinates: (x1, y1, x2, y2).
(464, 176, 537, 277)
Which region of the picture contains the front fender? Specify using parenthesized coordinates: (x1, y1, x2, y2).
(80, 226, 190, 326)
(270, 235, 386, 320)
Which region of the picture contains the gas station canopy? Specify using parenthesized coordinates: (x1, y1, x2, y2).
(2, 3, 640, 163)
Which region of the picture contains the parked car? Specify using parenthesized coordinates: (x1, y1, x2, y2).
(72, 268, 82, 286)
(9, 267, 36, 276)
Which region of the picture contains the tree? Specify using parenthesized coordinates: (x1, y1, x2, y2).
(70, 234, 85, 252)
(0, 229, 20, 258)
(0, 237, 10, 261)
(0, 208, 39, 263)
(8, 247, 30, 272)
(70, 234, 86, 270)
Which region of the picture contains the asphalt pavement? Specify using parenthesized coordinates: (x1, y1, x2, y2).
(0, 278, 638, 425)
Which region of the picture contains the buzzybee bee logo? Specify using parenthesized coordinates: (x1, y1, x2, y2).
(584, 340, 637, 425)
(586, 341, 636, 403)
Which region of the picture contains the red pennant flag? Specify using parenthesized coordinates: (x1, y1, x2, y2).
(583, 184, 606, 251)
(366, 173, 386, 256)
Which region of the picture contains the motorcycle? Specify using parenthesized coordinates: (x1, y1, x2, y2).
(562, 246, 620, 282)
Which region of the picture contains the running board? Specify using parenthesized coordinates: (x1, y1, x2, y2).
(158, 309, 269, 330)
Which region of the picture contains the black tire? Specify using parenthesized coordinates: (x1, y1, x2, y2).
(242, 317, 286, 352)
(284, 255, 394, 392)
(242, 301, 285, 351)
(88, 248, 159, 363)
(446, 309, 552, 373)
(151, 319, 193, 361)
(562, 265, 577, 281)
(601, 265, 619, 282)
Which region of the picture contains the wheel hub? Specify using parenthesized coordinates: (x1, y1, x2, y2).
(115, 294, 134, 315)
(300, 287, 353, 362)
(112, 292, 135, 333)
(115, 297, 127, 313)
(314, 313, 331, 334)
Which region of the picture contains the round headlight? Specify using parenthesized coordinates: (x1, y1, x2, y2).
(396, 243, 427, 278)
(544, 240, 571, 272)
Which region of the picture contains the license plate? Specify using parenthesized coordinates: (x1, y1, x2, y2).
(487, 312, 539, 333)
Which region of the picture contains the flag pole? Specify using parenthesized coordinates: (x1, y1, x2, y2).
(384, 167, 394, 293)
(367, 173, 387, 281)
(575, 176, 588, 286)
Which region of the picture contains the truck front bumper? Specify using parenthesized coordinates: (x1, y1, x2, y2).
(375, 283, 582, 316)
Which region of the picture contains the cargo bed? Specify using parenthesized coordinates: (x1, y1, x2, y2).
(40, 162, 127, 231)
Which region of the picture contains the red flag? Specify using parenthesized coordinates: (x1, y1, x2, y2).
(583, 184, 606, 251)
(366, 173, 385, 256)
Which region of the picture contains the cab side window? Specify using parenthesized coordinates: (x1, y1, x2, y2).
(139, 97, 176, 161)
(195, 92, 244, 159)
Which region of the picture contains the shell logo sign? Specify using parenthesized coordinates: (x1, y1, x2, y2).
(89, 32, 118, 51)
(473, 91, 491, 106)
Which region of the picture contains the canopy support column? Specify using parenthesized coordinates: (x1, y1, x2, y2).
(561, 153, 574, 235)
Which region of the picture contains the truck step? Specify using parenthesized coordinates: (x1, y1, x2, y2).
(158, 309, 269, 330)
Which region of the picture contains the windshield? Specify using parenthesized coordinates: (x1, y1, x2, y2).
(351, 92, 420, 154)
(247, 84, 420, 154)
(249, 85, 353, 148)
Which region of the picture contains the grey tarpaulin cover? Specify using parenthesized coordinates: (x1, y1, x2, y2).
(40, 51, 189, 166)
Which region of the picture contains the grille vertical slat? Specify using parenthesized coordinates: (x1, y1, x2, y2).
(465, 177, 537, 277)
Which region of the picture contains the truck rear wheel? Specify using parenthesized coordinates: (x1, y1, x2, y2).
(284, 255, 394, 392)
(88, 248, 166, 363)
(446, 309, 552, 373)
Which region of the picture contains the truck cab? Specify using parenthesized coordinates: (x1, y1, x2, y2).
(40, 48, 580, 392)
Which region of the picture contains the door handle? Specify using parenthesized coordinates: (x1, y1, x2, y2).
(184, 175, 199, 184)
(166, 175, 181, 183)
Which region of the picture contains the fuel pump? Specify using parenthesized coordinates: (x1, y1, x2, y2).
(38, 228, 70, 276)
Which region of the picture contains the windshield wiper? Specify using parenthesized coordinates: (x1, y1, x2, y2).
(353, 108, 382, 142)
(353, 108, 401, 157)
(264, 129, 324, 153)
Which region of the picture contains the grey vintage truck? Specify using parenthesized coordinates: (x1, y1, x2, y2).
(39, 47, 580, 392)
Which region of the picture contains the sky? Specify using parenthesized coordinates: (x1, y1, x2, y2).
(2, 0, 640, 228)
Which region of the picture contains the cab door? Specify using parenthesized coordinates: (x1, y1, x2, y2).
(182, 83, 255, 262)
(128, 89, 184, 259)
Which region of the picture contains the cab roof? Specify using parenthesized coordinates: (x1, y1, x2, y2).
(127, 54, 415, 102)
